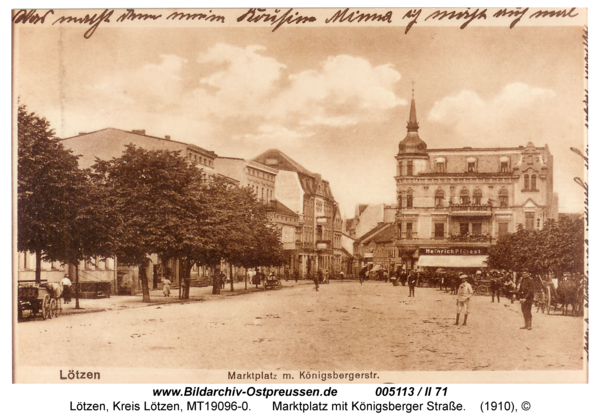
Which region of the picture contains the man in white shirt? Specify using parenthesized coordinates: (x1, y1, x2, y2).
(61, 274, 72, 304)
(455, 274, 473, 326)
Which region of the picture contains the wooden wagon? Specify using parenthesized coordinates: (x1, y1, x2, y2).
(264, 277, 282, 290)
(17, 280, 61, 321)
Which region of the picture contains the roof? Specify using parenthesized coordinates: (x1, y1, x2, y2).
(62, 127, 218, 158)
(252, 149, 315, 177)
(369, 224, 396, 244)
(356, 222, 392, 244)
(267, 200, 299, 218)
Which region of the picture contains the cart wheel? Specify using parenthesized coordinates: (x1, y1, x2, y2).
(50, 299, 59, 318)
(41, 295, 50, 320)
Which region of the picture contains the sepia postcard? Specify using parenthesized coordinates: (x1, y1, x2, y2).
(13, 7, 588, 386)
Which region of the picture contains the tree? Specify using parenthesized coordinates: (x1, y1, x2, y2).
(486, 217, 585, 277)
(93, 144, 206, 302)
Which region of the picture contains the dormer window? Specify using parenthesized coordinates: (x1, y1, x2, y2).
(500, 156, 510, 172)
(467, 157, 477, 173)
(434, 157, 446, 173)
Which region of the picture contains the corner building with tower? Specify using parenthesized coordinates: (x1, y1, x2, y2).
(394, 94, 558, 271)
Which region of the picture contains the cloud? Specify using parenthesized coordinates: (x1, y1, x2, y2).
(271, 55, 405, 127)
(234, 124, 314, 146)
(428, 83, 556, 143)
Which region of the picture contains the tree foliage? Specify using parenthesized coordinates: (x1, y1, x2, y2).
(486, 218, 585, 276)
(18, 104, 109, 284)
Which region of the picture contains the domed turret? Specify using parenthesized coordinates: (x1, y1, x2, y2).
(398, 91, 427, 154)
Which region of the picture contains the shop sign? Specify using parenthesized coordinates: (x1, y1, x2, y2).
(421, 247, 487, 255)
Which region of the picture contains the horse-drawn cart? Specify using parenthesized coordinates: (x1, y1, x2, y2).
(18, 280, 62, 321)
(264, 277, 282, 290)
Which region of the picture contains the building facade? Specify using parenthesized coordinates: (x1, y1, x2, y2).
(394, 94, 558, 271)
(213, 157, 278, 204)
(252, 149, 337, 278)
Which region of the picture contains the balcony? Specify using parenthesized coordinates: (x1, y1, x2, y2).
(316, 216, 328, 225)
(448, 204, 492, 216)
(448, 234, 492, 243)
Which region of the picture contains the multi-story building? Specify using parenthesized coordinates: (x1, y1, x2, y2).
(17, 128, 223, 294)
(213, 157, 278, 204)
(394, 93, 558, 271)
(252, 149, 337, 278)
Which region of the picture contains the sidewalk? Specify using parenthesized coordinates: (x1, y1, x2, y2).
(57, 279, 321, 317)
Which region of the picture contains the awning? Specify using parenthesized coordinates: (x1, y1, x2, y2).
(416, 255, 487, 268)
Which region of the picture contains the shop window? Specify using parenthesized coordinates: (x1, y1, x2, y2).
(525, 212, 535, 230)
(531, 174, 537, 190)
(524, 174, 529, 190)
(472, 223, 482, 236)
(460, 223, 469, 236)
(434, 223, 444, 238)
(498, 222, 509, 238)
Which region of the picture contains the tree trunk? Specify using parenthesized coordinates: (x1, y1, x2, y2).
(181, 259, 193, 300)
(140, 260, 151, 303)
(75, 263, 80, 309)
(245, 268, 247, 290)
(35, 251, 42, 283)
(230, 264, 234, 292)
(212, 264, 221, 295)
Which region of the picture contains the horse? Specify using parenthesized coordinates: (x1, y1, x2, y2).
(555, 280, 580, 316)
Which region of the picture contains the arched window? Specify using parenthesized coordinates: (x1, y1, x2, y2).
(435, 189, 444, 208)
(460, 188, 470, 205)
(524, 174, 530, 190)
(473, 188, 483, 205)
(499, 188, 509, 208)
(406, 189, 413, 208)
(531, 174, 537, 190)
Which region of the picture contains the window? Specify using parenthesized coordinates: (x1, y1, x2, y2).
(473, 189, 482, 205)
(499, 188, 508, 208)
(472, 222, 482, 236)
(407, 160, 413, 176)
(406, 192, 413, 208)
(435, 190, 444, 208)
(501, 162, 509, 172)
(498, 222, 509, 238)
(435, 223, 444, 238)
(406, 223, 413, 239)
(397, 223, 402, 238)
(398, 161, 402, 176)
(524, 174, 529, 190)
(460, 188, 470, 205)
(467, 157, 477, 172)
(525, 212, 535, 230)
(531, 174, 537, 190)
(460, 223, 469, 236)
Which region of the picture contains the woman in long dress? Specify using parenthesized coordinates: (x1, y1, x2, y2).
(162, 277, 172, 297)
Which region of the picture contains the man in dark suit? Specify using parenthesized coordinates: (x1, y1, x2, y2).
(408, 271, 417, 297)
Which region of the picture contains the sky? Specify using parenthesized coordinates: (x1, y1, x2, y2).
(14, 16, 586, 218)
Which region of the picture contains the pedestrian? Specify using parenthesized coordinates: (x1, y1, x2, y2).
(491, 277, 501, 303)
(519, 272, 535, 330)
(408, 271, 416, 297)
(325, 269, 329, 284)
(455, 274, 473, 326)
(315, 270, 322, 291)
(294, 269, 299, 283)
(61, 274, 72, 304)
(162, 277, 172, 297)
(340, 270, 344, 282)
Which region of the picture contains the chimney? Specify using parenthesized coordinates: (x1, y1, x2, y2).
(132, 129, 146, 135)
(165, 135, 171, 140)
